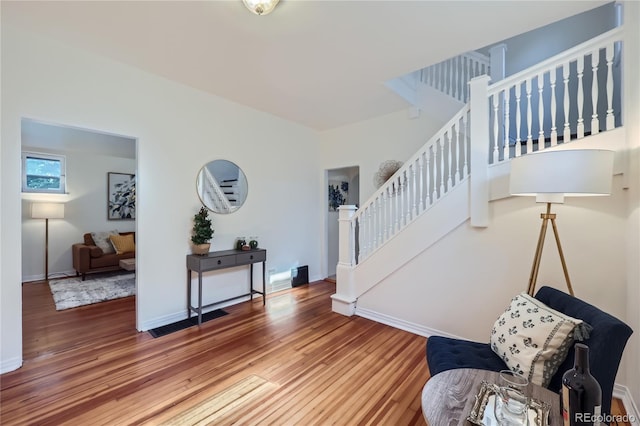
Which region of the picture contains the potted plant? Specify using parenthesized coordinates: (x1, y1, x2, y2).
(191, 207, 214, 255)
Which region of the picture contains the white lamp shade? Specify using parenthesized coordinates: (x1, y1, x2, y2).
(31, 203, 65, 219)
(242, 0, 279, 15)
(509, 149, 614, 202)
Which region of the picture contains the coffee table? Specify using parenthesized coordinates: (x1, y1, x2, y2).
(421, 368, 561, 425)
(119, 258, 136, 271)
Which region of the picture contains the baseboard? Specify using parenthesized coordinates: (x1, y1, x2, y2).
(354, 307, 468, 341)
(1, 356, 23, 374)
(22, 269, 77, 283)
(138, 295, 258, 331)
(613, 383, 640, 422)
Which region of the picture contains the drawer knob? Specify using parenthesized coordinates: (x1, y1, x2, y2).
(250, 255, 253, 259)
(217, 260, 221, 265)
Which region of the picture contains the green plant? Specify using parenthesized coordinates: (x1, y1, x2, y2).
(191, 207, 214, 245)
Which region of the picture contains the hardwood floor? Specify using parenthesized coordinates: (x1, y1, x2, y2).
(2, 279, 631, 425)
(2, 280, 429, 425)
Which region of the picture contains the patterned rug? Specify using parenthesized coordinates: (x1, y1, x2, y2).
(48, 272, 135, 310)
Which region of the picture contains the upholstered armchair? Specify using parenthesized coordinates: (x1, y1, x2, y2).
(425, 286, 633, 417)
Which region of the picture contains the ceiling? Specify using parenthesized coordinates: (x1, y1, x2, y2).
(3, 1, 607, 131)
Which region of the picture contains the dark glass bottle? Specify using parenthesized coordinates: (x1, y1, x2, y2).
(561, 343, 602, 426)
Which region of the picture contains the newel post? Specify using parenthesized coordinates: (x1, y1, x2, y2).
(331, 205, 357, 316)
(469, 75, 491, 227)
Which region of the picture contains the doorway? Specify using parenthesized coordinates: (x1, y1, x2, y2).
(326, 166, 359, 280)
(20, 118, 138, 359)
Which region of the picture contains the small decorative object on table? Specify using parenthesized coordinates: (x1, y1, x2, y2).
(249, 236, 258, 249)
(236, 236, 246, 251)
(191, 207, 214, 255)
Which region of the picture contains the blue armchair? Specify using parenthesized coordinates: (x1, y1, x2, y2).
(425, 286, 633, 417)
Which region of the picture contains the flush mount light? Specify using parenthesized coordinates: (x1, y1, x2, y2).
(242, 0, 279, 16)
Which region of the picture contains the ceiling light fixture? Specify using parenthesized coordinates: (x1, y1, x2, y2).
(242, 0, 279, 16)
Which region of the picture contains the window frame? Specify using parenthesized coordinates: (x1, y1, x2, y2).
(21, 151, 67, 194)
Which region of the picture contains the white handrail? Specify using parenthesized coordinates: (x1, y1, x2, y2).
(349, 103, 470, 264)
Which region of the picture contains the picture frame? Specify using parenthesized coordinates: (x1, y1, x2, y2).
(108, 172, 136, 220)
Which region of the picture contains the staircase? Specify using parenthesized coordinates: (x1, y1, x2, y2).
(332, 26, 625, 317)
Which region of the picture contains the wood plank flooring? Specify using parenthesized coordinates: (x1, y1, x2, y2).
(2, 279, 631, 425)
(2, 280, 429, 425)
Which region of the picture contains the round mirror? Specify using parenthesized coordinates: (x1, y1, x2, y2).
(196, 160, 248, 214)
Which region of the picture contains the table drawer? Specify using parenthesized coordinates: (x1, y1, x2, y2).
(199, 254, 237, 270)
(236, 250, 266, 265)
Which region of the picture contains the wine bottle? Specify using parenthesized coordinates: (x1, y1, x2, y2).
(561, 343, 602, 425)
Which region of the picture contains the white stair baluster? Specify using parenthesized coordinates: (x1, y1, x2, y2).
(550, 67, 558, 146)
(447, 129, 454, 188)
(504, 87, 511, 159)
(393, 177, 400, 234)
(386, 185, 392, 240)
(563, 62, 571, 142)
(372, 197, 378, 252)
(492, 93, 499, 163)
(591, 49, 600, 135)
(418, 153, 425, 213)
(606, 44, 615, 130)
(412, 160, 418, 218)
(430, 146, 437, 202)
(526, 77, 533, 153)
(516, 82, 523, 155)
(377, 195, 383, 246)
(537, 73, 545, 149)
(439, 138, 445, 197)
(403, 169, 410, 223)
(577, 56, 585, 139)
(350, 218, 356, 266)
(454, 119, 462, 182)
(462, 113, 469, 177)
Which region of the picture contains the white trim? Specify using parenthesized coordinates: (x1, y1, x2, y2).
(354, 306, 468, 341)
(1, 356, 23, 374)
(613, 383, 640, 422)
(138, 295, 258, 331)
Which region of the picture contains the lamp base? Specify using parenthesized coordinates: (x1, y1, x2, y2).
(527, 203, 574, 296)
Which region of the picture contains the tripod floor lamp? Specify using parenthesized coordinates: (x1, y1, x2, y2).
(509, 149, 614, 296)
(31, 202, 65, 281)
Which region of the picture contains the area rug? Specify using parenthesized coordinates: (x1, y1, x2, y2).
(49, 272, 135, 311)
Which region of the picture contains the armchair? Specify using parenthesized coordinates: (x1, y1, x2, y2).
(425, 286, 633, 417)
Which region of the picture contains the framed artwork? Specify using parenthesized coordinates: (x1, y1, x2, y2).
(108, 172, 136, 220)
(328, 180, 349, 211)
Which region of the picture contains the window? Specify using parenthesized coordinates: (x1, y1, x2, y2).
(22, 152, 66, 194)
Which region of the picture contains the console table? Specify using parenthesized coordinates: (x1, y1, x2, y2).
(186, 249, 266, 325)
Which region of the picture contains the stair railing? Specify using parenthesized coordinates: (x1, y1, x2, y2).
(420, 52, 490, 103)
(346, 104, 471, 266)
(198, 167, 234, 213)
(482, 27, 624, 164)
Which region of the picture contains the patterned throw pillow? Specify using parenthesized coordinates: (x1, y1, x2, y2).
(91, 230, 119, 254)
(109, 233, 136, 255)
(490, 293, 590, 387)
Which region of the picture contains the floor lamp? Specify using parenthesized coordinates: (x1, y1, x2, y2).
(509, 149, 614, 296)
(31, 202, 65, 281)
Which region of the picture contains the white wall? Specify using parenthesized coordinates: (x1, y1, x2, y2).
(21, 146, 136, 281)
(623, 0, 640, 409)
(319, 109, 445, 205)
(1, 24, 322, 372)
(493, 3, 617, 77)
